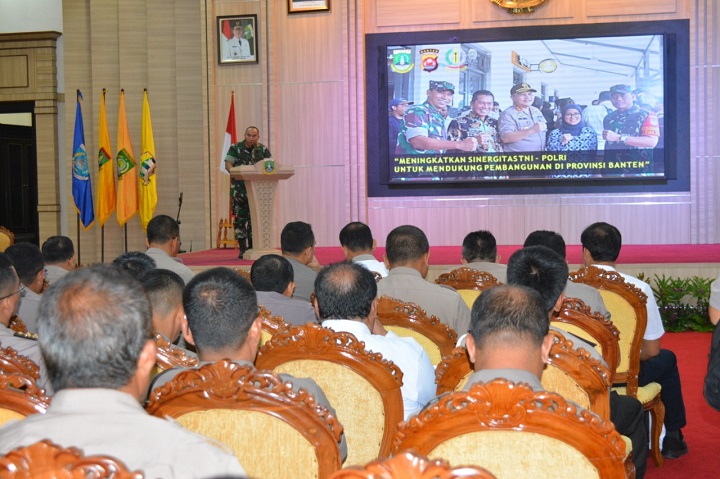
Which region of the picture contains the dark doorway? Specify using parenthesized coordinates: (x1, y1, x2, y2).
(0, 102, 38, 245)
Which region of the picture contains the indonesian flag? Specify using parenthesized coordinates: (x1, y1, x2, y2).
(219, 92, 237, 175)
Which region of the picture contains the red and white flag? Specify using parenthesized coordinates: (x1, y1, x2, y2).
(219, 92, 237, 175)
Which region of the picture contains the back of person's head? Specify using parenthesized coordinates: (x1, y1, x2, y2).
(41, 236, 75, 264)
(250, 254, 293, 293)
(146, 215, 180, 245)
(523, 230, 566, 259)
(468, 284, 549, 351)
(580, 222, 622, 262)
(0, 253, 18, 297)
(5, 242, 44, 286)
(183, 267, 257, 354)
(462, 230, 498, 262)
(599, 91, 612, 102)
(113, 251, 156, 281)
(280, 221, 315, 255)
(37, 265, 152, 391)
(314, 262, 376, 320)
(385, 225, 429, 265)
(141, 269, 185, 320)
(339, 222, 374, 252)
(507, 246, 569, 314)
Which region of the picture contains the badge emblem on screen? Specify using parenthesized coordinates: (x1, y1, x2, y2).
(391, 49, 414, 74)
(420, 49, 439, 73)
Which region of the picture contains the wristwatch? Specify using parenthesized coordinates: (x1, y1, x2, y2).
(620, 135, 629, 144)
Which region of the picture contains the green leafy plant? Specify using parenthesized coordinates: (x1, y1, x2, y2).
(646, 274, 714, 332)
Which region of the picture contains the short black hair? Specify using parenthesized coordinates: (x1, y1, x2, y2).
(0, 253, 18, 297)
(146, 215, 180, 244)
(113, 252, 157, 281)
(314, 262, 376, 320)
(280, 222, 315, 254)
(250, 254, 293, 294)
(385, 225, 429, 265)
(471, 90, 494, 103)
(141, 269, 185, 319)
(5, 243, 44, 286)
(469, 284, 549, 350)
(580, 222, 622, 262)
(506, 246, 569, 313)
(183, 267, 257, 355)
(462, 230, 497, 262)
(41, 236, 75, 264)
(339, 222, 374, 252)
(523, 230, 566, 259)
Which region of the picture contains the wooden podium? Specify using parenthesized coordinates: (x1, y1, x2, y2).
(229, 161, 295, 260)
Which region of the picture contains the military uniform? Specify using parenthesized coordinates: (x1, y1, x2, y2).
(396, 101, 447, 155)
(603, 104, 660, 171)
(448, 114, 501, 153)
(225, 140, 272, 251)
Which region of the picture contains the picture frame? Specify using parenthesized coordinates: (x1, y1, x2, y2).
(288, 0, 330, 14)
(217, 15, 258, 65)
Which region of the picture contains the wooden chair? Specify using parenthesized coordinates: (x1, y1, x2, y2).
(554, 297, 621, 381)
(256, 323, 404, 467)
(393, 380, 628, 479)
(0, 227, 14, 253)
(0, 439, 143, 478)
(0, 344, 40, 380)
(377, 296, 458, 366)
(146, 359, 343, 479)
(435, 347, 474, 395)
(0, 371, 50, 427)
(7, 316, 29, 336)
(152, 333, 198, 373)
(569, 266, 665, 467)
(434, 268, 501, 309)
(330, 451, 497, 479)
(233, 267, 252, 283)
(216, 218, 238, 249)
(258, 305, 291, 346)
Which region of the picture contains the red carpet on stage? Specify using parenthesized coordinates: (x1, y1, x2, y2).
(646, 332, 718, 478)
(181, 244, 720, 267)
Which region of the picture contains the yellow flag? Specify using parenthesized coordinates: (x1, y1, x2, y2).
(139, 90, 157, 231)
(116, 90, 138, 226)
(96, 89, 116, 226)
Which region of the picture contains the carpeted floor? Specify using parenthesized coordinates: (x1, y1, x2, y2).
(645, 332, 718, 478)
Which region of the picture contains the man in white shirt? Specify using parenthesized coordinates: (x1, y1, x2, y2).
(581, 221, 687, 459)
(339, 222, 388, 278)
(224, 23, 251, 60)
(316, 262, 436, 420)
(144, 215, 194, 285)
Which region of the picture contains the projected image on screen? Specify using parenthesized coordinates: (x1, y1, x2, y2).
(386, 35, 665, 184)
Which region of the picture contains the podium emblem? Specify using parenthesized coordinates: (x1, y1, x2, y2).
(262, 159, 276, 175)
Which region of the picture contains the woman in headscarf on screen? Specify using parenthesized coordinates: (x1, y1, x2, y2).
(547, 103, 598, 153)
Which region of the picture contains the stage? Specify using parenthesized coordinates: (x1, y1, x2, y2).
(180, 244, 720, 282)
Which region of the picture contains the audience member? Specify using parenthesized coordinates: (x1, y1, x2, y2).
(523, 230, 609, 320)
(377, 225, 470, 335)
(140, 269, 193, 356)
(5, 243, 45, 333)
(40, 236, 75, 285)
(251, 254, 318, 326)
(507, 245, 648, 477)
(144, 215, 193, 285)
(112, 251, 156, 281)
(280, 221, 318, 303)
(339, 222, 388, 278)
(581, 221, 687, 459)
(0, 265, 245, 477)
(316, 262, 435, 420)
(704, 321, 720, 411)
(0, 253, 52, 394)
(150, 267, 346, 460)
(443, 230, 507, 282)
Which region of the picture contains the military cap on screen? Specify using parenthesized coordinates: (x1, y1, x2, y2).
(510, 83, 537, 95)
(389, 98, 414, 109)
(610, 84, 634, 94)
(429, 81, 455, 93)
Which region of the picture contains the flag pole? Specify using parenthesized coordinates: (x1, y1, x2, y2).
(124, 224, 128, 253)
(76, 212, 82, 266)
(101, 226, 105, 263)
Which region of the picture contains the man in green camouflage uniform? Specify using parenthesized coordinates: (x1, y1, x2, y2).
(224, 126, 272, 257)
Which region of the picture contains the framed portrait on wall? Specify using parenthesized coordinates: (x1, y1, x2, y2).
(288, 0, 330, 14)
(217, 15, 258, 64)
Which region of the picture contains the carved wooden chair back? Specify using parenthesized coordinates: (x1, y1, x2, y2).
(256, 323, 404, 467)
(434, 347, 474, 395)
(0, 227, 14, 253)
(553, 297, 621, 381)
(330, 451, 497, 479)
(0, 440, 143, 479)
(0, 371, 50, 427)
(0, 344, 40, 380)
(377, 296, 458, 365)
(234, 268, 252, 283)
(569, 266, 666, 467)
(541, 329, 612, 421)
(434, 268, 502, 309)
(7, 316, 29, 336)
(258, 305, 292, 346)
(152, 334, 198, 375)
(392, 380, 628, 479)
(146, 360, 342, 479)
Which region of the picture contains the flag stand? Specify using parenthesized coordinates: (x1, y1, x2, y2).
(100, 226, 105, 263)
(123, 224, 128, 253)
(75, 213, 82, 266)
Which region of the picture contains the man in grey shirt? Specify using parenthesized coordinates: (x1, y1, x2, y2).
(144, 215, 194, 285)
(251, 254, 317, 325)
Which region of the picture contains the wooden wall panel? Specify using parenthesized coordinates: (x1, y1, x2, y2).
(586, 0, 678, 18)
(375, 0, 461, 28)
